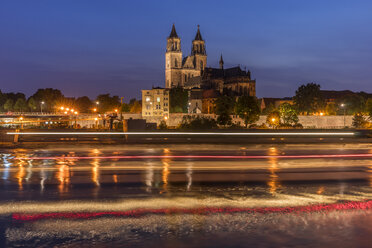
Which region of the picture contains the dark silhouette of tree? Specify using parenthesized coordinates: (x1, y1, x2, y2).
(366, 99, 372, 120)
(130, 100, 142, 113)
(95, 94, 121, 113)
(4, 99, 14, 111)
(235, 96, 260, 127)
(14, 98, 28, 112)
(75, 96, 93, 113)
(352, 114, 367, 128)
(170, 87, 188, 113)
(294, 83, 325, 114)
(30, 88, 64, 112)
(27, 97, 38, 112)
(337, 95, 366, 115)
(215, 96, 235, 126)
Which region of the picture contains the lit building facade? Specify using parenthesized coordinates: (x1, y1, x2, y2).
(142, 88, 170, 118)
(165, 24, 207, 88)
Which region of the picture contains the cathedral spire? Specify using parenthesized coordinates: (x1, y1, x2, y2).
(194, 25, 203, 41)
(219, 54, 224, 69)
(168, 23, 179, 38)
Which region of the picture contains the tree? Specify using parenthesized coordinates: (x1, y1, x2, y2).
(217, 112, 232, 126)
(120, 103, 130, 113)
(75, 96, 92, 113)
(179, 116, 217, 130)
(293, 83, 325, 114)
(158, 120, 168, 130)
(13, 98, 28, 112)
(366, 98, 372, 120)
(325, 103, 337, 115)
(215, 96, 235, 126)
(130, 100, 142, 113)
(4, 99, 14, 111)
(338, 95, 366, 115)
(0, 90, 6, 112)
(352, 114, 368, 128)
(266, 110, 281, 128)
(234, 96, 260, 127)
(279, 103, 299, 125)
(27, 97, 38, 112)
(95, 94, 121, 113)
(170, 87, 188, 113)
(30, 88, 65, 112)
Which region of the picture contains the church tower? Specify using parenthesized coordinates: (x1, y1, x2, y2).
(165, 24, 183, 88)
(191, 25, 207, 72)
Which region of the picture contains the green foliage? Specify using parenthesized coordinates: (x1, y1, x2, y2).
(120, 103, 130, 112)
(234, 96, 260, 127)
(366, 99, 372, 120)
(215, 96, 235, 126)
(266, 110, 281, 128)
(96, 94, 121, 113)
(170, 87, 188, 113)
(217, 112, 232, 126)
(293, 83, 325, 114)
(179, 116, 218, 130)
(215, 96, 235, 115)
(337, 95, 366, 115)
(129, 100, 142, 113)
(4, 99, 14, 111)
(13, 98, 28, 112)
(325, 103, 337, 115)
(279, 103, 299, 125)
(158, 120, 168, 130)
(27, 97, 38, 111)
(75, 96, 92, 113)
(0, 90, 6, 112)
(262, 103, 275, 115)
(30, 88, 64, 112)
(352, 114, 368, 128)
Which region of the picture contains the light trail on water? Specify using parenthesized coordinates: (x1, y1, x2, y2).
(12, 200, 372, 222)
(7, 131, 355, 136)
(10, 153, 372, 160)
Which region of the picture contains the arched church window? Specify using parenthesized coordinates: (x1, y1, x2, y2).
(174, 59, 178, 67)
(200, 61, 203, 70)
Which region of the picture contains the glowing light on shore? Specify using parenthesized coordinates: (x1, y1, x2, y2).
(6, 132, 356, 136)
(9, 153, 372, 160)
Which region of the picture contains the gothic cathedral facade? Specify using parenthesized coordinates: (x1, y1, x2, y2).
(165, 24, 207, 88)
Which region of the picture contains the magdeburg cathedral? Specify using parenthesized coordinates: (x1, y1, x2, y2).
(165, 24, 256, 97)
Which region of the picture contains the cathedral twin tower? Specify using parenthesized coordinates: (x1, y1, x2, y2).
(165, 24, 207, 88)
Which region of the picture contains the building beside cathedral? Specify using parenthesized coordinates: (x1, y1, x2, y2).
(165, 24, 256, 98)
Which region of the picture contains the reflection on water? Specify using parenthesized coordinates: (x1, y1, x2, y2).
(56, 163, 70, 193)
(1, 146, 372, 198)
(267, 147, 282, 194)
(16, 164, 25, 190)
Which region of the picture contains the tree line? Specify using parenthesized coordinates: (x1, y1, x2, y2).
(170, 83, 372, 128)
(0, 88, 141, 113)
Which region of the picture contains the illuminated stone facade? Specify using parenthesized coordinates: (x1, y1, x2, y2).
(165, 24, 207, 88)
(142, 88, 169, 118)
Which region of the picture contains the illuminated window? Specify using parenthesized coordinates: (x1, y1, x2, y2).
(157, 97, 160, 102)
(146, 97, 150, 102)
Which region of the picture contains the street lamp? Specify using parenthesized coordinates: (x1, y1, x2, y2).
(19, 116, 24, 129)
(340, 103, 346, 127)
(40, 101, 45, 114)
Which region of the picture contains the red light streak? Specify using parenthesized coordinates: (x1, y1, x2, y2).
(12, 200, 372, 222)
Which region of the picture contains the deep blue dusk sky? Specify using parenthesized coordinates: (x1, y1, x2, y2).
(1, 0, 371, 101)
